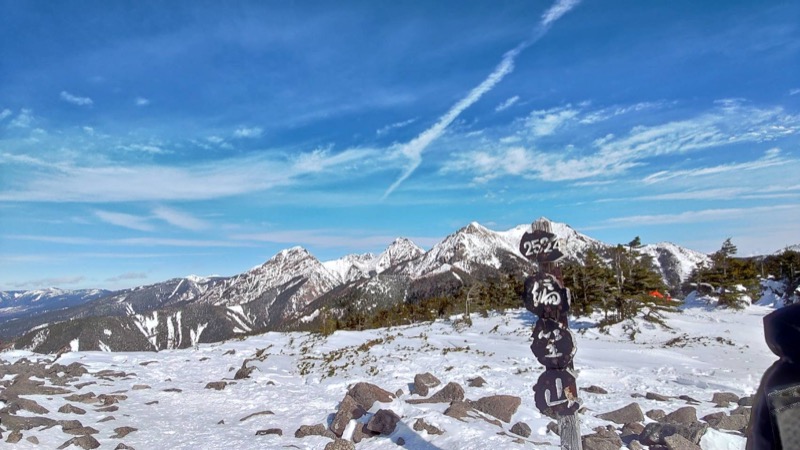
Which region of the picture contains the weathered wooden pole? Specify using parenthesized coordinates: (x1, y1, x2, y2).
(520, 218, 582, 450)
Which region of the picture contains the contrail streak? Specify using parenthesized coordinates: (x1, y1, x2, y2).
(382, 0, 581, 199)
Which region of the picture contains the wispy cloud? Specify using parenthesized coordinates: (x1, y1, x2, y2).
(790, 88, 800, 96)
(152, 206, 209, 231)
(0, 108, 11, 121)
(135, 97, 150, 106)
(94, 210, 155, 232)
(443, 102, 800, 183)
(598, 204, 799, 227)
(233, 126, 263, 138)
(117, 143, 169, 155)
(9, 109, 33, 128)
(376, 118, 417, 136)
(10, 234, 253, 248)
(382, 0, 582, 199)
(642, 148, 790, 184)
(60, 91, 94, 106)
(541, 0, 582, 27)
(1, 148, 377, 202)
(106, 272, 148, 282)
(495, 96, 520, 112)
(8, 275, 86, 289)
(528, 106, 579, 136)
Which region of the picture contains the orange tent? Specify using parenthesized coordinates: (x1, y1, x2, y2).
(649, 290, 665, 298)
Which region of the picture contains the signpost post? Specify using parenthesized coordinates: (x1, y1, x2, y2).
(520, 219, 582, 450)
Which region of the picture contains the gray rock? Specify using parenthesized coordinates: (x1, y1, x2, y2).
(444, 401, 473, 421)
(714, 414, 749, 433)
(57, 435, 101, 449)
(61, 420, 85, 432)
(413, 373, 441, 396)
(330, 394, 366, 437)
(59, 404, 87, 415)
(234, 362, 255, 380)
(663, 406, 698, 425)
(407, 382, 464, 404)
(63, 426, 100, 436)
(647, 409, 667, 421)
(366, 409, 401, 435)
(711, 392, 739, 406)
(395, 389, 403, 397)
(647, 392, 671, 402)
(730, 406, 752, 420)
(737, 395, 755, 407)
(63, 393, 97, 404)
(396, 436, 405, 446)
(205, 381, 227, 391)
(114, 445, 135, 450)
(640, 422, 708, 446)
(621, 422, 645, 438)
(664, 433, 701, 450)
(629, 439, 645, 450)
(0, 413, 58, 431)
(510, 422, 532, 437)
(468, 376, 487, 388)
(413, 418, 444, 435)
(352, 423, 374, 443)
(597, 402, 644, 424)
(547, 421, 559, 436)
(469, 395, 521, 423)
(7, 430, 23, 443)
(678, 395, 700, 404)
(583, 385, 609, 394)
(131, 385, 150, 390)
(347, 382, 395, 410)
(26, 436, 39, 444)
(701, 412, 725, 426)
(255, 428, 282, 436)
(295, 424, 335, 439)
(582, 428, 623, 450)
(324, 438, 356, 450)
(112, 426, 138, 438)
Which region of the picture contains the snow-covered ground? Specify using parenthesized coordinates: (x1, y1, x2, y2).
(1, 301, 777, 449)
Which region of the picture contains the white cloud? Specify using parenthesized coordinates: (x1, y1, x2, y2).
(234, 126, 263, 138)
(0, 108, 11, 121)
(442, 102, 799, 184)
(600, 204, 798, 227)
(207, 136, 225, 144)
(94, 210, 155, 232)
(789, 88, 800, 96)
(495, 96, 520, 112)
(541, 0, 581, 27)
(9, 275, 86, 289)
(106, 272, 149, 282)
(11, 234, 251, 248)
(152, 206, 209, 231)
(135, 97, 150, 106)
(9, 109, 33, 128)
(230, 229, 438, 249)
(118, 143, 168, 154)
(376, 118, 417, 136)
(83, 126, 95, 135)
(642, 148, 790, 184)
(60, 91, 94, 106)
(527, 106, 580, 136)
(1, 148, 378, 203)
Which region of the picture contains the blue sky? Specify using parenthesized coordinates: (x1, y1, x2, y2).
(1, 0, 799, 291)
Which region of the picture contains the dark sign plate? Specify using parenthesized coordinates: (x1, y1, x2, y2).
(519, 230, 565, 263)
(530, 319, 576, 369)
(533, 369, 580, 417)
(523, 273, 571, 320)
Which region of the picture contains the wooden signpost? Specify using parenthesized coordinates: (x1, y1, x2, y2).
(521, 219, 582, 450)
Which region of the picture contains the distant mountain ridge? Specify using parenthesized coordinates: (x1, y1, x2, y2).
(4, 218, 711, 352)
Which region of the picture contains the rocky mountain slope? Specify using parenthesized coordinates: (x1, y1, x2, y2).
(4, 218, 711, 352)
